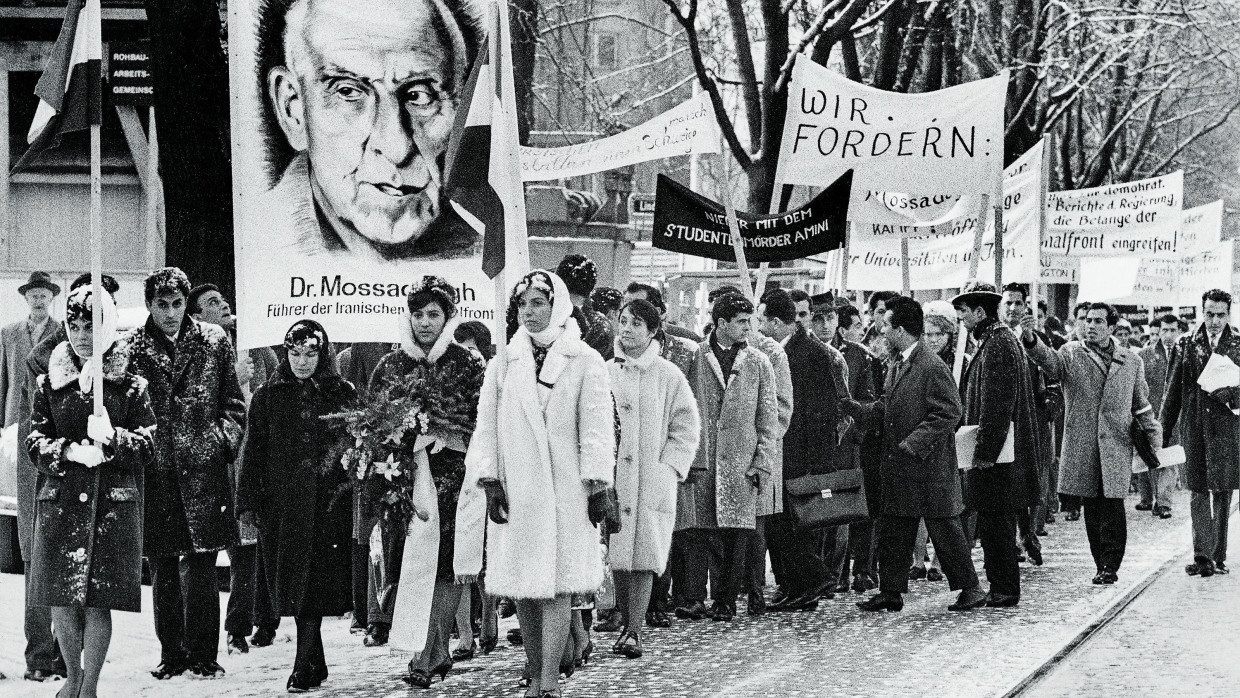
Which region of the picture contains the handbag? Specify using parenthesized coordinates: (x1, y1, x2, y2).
(783, 469, 868, 531)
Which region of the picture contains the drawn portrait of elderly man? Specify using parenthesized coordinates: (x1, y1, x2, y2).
(254, 0, 484, 263)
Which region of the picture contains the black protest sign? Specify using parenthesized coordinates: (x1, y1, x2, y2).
(108, 41, 154, 107)
(652, 171, 853, 263)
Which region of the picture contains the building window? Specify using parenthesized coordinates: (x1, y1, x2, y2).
(594, 33, 617, 72)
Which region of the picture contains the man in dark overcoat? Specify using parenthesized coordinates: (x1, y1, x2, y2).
(1162, 289, 1240, 577)
(953, 281, 1040, 607)
(834, 303, 883, 592)
(1137, 313, 1180, 518)
(844, 296, 986, 612)
(127, 268, 246, 679)
(759, 290, 849, 612)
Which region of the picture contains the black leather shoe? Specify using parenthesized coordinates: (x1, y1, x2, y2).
(507, 627, 524, 645)
(851, 574, 876, 593)
(1023, 535, 1044, 566)
(926, 568, 945, 582)
(227, 633, 249, 655)
(709, 601, 735, 621)
(593, 610, 624, 632)
(189, 660, 226, 678)
(1215, 562, 1229, 575)
(1186, 562, 1202, 576)
(646, 610, 672, 628)
(1091, 569, 1118, 584)
(452, 641, 476, 662)
(287, 671, 313, 693)
(777, 594, 821, 612)
(948, 586, 988, 611)
(985, 592, 1020, 608)
(616, 629, 643, 659)
(24, 668, 68, 682)
(856, 592, 903, 612)
(1064, 510, 1081, 522)
(251, 626, 276, 647)
(1199, 560, 1217, 578)
(1135, 502, 1153, 511)
(746, 591, 766, 616)
(768, 587, 793, 607)
(674, 600, 709, 620)
(908, 566, 927, 581)
(363, 622, 389, 647)
(150, 660, 188, 680)
(1154, 506, 1173, 519)
(833, 581, 850, 594)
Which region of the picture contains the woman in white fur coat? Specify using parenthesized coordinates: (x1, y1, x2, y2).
(469, 270, 617, 698)
(606, 299, 700, 659)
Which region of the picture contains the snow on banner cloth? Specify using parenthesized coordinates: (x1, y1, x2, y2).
(520, 92, 720, 181)
(228, 0, 510, 350)
(1044, 170, 1183, 258)
(651, 171, 853, 263)
(777, 55, 1007, 201)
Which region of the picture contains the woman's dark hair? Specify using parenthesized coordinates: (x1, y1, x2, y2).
(283, 318, 336, 377)
(70, 273, 119, 295)
(712, 294, 754, 325)
(454, 320, 494, 360)
(619, 299, 662, 335)
(886, 296, 924, 338)
(407, 275, 459, 318)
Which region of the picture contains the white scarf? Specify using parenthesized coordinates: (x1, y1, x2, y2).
(65, 286, 119, 393)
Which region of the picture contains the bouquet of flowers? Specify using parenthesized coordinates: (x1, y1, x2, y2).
(327, 355, 483, 529)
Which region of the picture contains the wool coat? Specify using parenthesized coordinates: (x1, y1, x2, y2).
(1027, 335, 1161, 499)
(959, 319, 1041, 513)
(467, 322, 615, 600)
(751, 334, 793, 517)
(852, 342, 964, 519)
(368, 341, 486, 581)
(127, 316, 246, 558)
(1161, 325, 1240, 492)
(607, 340, 701, 573)
(237, 363, 356, 617)
(783, 327, 850, 480)
(14, 324, 67, 556)
(337, 341, 396, 541)
(683, 338, 780, 530)
(27, 340, 156, 611)
(0, 317, 59, 427)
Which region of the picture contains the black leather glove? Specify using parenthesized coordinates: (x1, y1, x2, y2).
(482, 482, 508, 525)
(587, 490, 609, 525)
(588, 489, 621, 533)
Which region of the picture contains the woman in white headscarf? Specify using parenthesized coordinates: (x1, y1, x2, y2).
(26, 286, 157, 698)
(468, 270, 617, 698)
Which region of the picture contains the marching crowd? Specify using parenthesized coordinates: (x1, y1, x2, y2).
(5, 257, 1238, 698)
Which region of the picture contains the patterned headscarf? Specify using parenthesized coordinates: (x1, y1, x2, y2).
(282, 319, 335, 378)
(64, 285, 119, 358)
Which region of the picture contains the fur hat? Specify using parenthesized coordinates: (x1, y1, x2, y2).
(950, 280, 1002, 307)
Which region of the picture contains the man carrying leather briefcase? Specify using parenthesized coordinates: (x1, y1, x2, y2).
(842, 296, 987, 613)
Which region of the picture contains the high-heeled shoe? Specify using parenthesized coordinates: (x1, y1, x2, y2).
(579, 640, 594, 666)
(559, 659, 575, 679)
(616, 630, 643, 659)
(402, 662, 450, 688)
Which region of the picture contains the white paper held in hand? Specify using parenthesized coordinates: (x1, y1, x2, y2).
(955, 423, 1015, 470)
(1196, 353, 1240, 393)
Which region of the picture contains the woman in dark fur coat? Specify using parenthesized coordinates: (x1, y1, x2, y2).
(236, 319, 357, 693)
(27, 286, 157, 698)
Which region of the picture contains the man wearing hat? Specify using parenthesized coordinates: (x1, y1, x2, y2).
(952, 280, 1041, 607)
(0, 271, 66, 682)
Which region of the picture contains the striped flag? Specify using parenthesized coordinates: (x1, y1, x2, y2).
(11, 0, 102, 174)
(443, 0, 529, 280)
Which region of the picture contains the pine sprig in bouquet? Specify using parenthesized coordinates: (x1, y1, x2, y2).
(326, 353, 484, 529)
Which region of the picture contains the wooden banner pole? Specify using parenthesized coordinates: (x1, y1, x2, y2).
(840, 223, 851, 296)
(993, 202, 1005, 287)
(900, 237, 911, 295)
(718, 179, 754, 303)
(967, 194, 989, 280)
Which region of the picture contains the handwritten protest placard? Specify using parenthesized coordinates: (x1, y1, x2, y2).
(777, 56, 1007, 200)
(1044, 171, 1183, 258)
(651, 172, 853, 263)
(520, 93, 720, 181)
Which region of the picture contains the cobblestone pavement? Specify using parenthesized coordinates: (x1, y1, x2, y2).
(1021, 506, 1238, 698)
(0, 492, 1198, 697)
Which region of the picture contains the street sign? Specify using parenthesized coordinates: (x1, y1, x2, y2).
(109, 41, 154, 107)
(630, 193, 656, 216)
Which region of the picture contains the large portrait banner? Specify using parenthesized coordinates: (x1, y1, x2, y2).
(229, 0, 496, 350)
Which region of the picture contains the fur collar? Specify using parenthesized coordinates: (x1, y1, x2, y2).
(612, 338, 660, 369)
(47, 335, 134, 391)
(399, 313, 460, 364)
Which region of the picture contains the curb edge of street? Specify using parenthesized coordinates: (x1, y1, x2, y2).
(995, 504, 1237, 698)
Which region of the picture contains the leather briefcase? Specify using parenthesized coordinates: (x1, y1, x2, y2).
(784, 469, 867, 531)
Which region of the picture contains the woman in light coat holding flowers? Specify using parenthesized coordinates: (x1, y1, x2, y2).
(606, 299, 700, 658)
